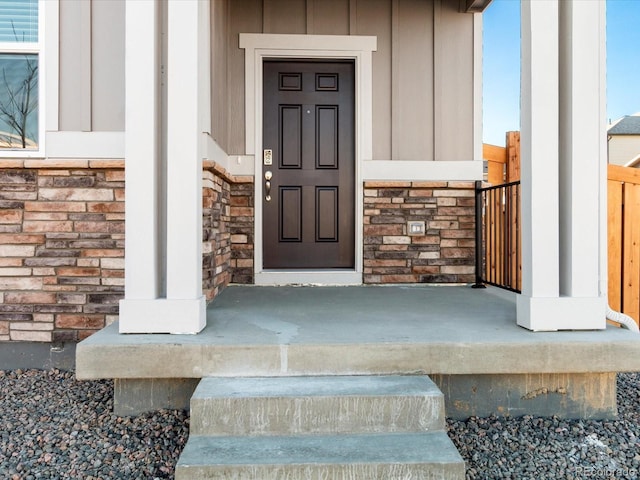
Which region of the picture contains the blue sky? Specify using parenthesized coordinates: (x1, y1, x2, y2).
(483, 0, 640, 146)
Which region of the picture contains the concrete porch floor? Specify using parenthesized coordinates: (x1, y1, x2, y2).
(76, 285, 640, 418)
(77, 285, 640, 378)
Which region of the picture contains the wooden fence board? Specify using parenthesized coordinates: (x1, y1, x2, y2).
(480, 141, 640, 309)
(608, 164, 640, 327)
(481, 183, 520, 291)
(483, 143, 506, 185)
(609, 164, 640, 184)
(483, 143, 507, 164)
(608, 180, 623, 312)
(510, 185, 521, 290)
(506, 131, 520, 182)
(623, 182, 640, 325)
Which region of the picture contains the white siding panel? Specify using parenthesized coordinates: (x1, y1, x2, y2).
(356, 0, 392, 160)
(264, 0, 306, 34)
(310, 0, 349, 35)
(608, 136, 640, 166)
(92, 0, 125, 131)
(211, 0, 228, 150)
(434, 0, 474, 161)
(227, 0, 263, 154)
(224, 0, 475, 162)
(58, 0, 88, 131)
(58, 0, 125, 133)
(393, 0, 434, 160)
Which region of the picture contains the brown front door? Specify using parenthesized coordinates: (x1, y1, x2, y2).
(262, 60, 355, 269)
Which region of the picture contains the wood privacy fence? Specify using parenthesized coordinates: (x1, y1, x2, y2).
(475, 181, 521, 292)
(482, 131, 520, 185)
(608, 164, 640, 326)
(482, 137, 640, 327)
(479, 132, 521, 292)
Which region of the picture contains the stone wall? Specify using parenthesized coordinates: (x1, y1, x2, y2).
(218, 180, 474, 285)
(202, 168, 231, 301)
(363, 181, 476, 284)
(229, 181, 255, 284)
(0, 161, 125, 343)
(203, 163, 254, 291)
(0, 161, 253, 344)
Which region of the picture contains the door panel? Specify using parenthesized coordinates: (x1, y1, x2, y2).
(317, 106, 338, 168)
(280, 106, 302, 168)
(280, 187, 302, 242)
(316, 187, 338, 241)
(263, 60, 355, 269)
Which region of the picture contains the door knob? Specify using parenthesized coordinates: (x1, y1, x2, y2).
(265, 170, 272, 201)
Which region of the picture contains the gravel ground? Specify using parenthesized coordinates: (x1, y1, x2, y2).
(1, 369, 639, 479)
(0, 369, 189, 479)
(448, 373, 640, 480)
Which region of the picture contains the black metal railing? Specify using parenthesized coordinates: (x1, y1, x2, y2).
(474, 180, 521, 293)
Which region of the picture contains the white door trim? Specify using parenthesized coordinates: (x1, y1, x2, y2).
(240, 34, 376, 286)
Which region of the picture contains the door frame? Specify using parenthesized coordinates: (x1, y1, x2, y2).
(240, 34, 377, 285)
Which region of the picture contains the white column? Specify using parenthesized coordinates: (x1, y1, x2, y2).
(119, 0, 208, 334)
(517, 0, 560, 329)
(517, 0, 606, 331)
(558, 0, 606, 322)
(119, 0, 161, 331)
(164, 0, 207, 331)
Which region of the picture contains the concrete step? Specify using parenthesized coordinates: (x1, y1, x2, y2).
(175, 431, 465, 480)
(190, 375, 445, 436)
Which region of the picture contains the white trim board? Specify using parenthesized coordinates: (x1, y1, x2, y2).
(222, 158, 483, 182)
(255, 271, 362, 286)
(44, 0, 59, 133)
(46, 131, 124, 159)
(203, 133, 255, 177)
(240, 33, 377, 286)
(363, 160, 482, 181)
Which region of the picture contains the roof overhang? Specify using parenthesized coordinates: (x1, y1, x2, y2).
(461, 0, 493, 13)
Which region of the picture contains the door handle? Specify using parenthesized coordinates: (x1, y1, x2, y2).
(265, 170, 272, 201)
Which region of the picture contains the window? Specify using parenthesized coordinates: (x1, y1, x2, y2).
(0, 0, 40, 152)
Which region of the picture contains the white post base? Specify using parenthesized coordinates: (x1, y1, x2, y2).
(516, 295, 606, 332)
(118, 297, 207, 334)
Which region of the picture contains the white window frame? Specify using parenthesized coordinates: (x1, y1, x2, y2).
(0, 0, 47, 158)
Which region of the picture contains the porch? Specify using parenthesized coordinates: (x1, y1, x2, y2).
(77, 285, 640, 419)
(114, 0, 610, 338)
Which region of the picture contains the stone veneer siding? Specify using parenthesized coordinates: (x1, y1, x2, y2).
(229, 181, 255, 284)
(202, 163, 255, 299)
(0, 160, 253, 343)
(0, 161, 126, 343)
(363, 181, 476, 284)
(202, 167, 231, 301)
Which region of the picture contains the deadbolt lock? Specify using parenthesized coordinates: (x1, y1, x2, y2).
(263, 149, 273, 165)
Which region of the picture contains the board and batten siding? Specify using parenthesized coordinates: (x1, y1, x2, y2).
(58, 0, 125, 132)
(54, 0, 476, 161)
(217, 0, 476, 161)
